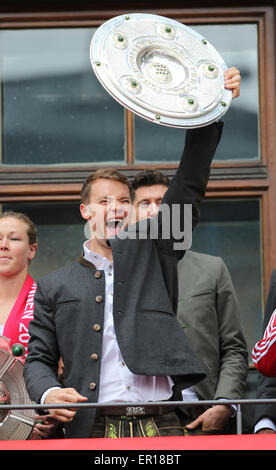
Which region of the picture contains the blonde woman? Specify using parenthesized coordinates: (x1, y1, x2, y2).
(0, 211, 37, 354)
(0, 211, 60, 439)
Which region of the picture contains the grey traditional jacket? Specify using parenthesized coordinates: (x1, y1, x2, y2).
(177, 250, 248, 403)
(24, 122, 223, 438)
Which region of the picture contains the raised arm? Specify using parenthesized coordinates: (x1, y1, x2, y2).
(158, 121, 223, 259)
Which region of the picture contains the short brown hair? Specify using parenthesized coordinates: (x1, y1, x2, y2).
(0, 210, 38, 245)
(81, 168, 133, 204)
(132, 169, 170, 193)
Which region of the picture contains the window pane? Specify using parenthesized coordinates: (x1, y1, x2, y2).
(190, 199, 262, 354)
(135, 24, 259, 163)
(2, 202, 85, 278)
(0, 28, 125, 166)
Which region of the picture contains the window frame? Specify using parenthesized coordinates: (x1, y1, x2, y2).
(0, 3, 275, 298)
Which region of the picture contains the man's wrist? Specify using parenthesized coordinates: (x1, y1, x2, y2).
(213, 399, 237, 417)
(40, 386, 62, 405)
(254, 418, 276, 434)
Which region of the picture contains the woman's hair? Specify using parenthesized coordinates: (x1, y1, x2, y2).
(0, 211, 38, 245)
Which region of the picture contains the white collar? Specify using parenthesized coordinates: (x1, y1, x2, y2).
(83, 240, 113, 272)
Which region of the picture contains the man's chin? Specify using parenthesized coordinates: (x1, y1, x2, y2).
(106, 228, 121, 239)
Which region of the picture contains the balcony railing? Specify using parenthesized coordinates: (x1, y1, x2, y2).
(1, 398, 276, 435)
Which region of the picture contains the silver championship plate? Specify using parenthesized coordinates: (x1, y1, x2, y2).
(90, 13, 232, 128)
(0, 336, 34, 440)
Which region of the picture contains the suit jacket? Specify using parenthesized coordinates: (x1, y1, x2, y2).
(254, 270, 276, 427)
(177, 250, 248, 402)
(24, 122, 223, 438)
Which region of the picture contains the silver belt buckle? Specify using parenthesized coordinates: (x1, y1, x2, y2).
(126, 406, 146, 416)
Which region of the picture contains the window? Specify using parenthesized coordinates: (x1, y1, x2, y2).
(2, 202, 84, 278)
(0, 22, 260, 168)
(135, 24, 259, 163)
(0, 28, 125, 166)
(191, 198, 262, 354)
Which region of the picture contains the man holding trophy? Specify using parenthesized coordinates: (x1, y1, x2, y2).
(23, 14, 242, 439)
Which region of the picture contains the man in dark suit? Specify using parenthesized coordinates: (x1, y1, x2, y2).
(132, 169, 248, 435)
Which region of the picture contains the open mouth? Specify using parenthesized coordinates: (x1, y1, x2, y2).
(106, 218, 125, 235)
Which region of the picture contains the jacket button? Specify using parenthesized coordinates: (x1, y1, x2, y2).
(89, 382, 97, 390)
(94, 271, 102, 279)
(93, 323, 101, 332)
(91, 353, 99, 361)
(95, 295, 103, 303)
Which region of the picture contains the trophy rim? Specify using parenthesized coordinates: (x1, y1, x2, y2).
(0, 336, 34, 440)
(90, 13, 232, 129)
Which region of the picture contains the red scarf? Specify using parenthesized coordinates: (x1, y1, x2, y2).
(3, 274, 37, 363)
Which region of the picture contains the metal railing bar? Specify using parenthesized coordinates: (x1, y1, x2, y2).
(236, 404, 243, 435)
(1, 398, 276, 411)
(3, 398, 276, 435)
